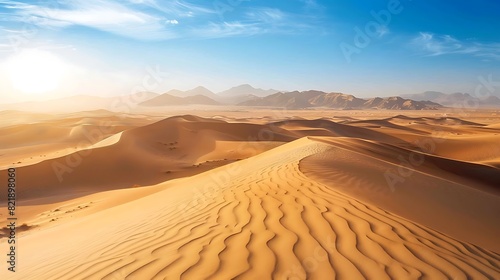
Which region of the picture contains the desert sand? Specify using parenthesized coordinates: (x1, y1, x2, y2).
(0, 108, 499, 279)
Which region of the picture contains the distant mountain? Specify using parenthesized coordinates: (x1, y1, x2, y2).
(138, 93, 219, 106)
(218, 84, 279, 98)
(164, 89, 185, 97)
(221, 94, 261, 105)
(164, 84, 279, 104)
(239, 91, 442, 110)
(401, 91, 500, 107)
(401, 91, 447, 102)
(483, 95, 500, 105)
(363, 97, 441, 110)
(183, 95, 220, 105)
(309, 92, 366, 108)
(165, 86, 220, 100)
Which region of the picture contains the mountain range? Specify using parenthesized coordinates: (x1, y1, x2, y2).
(3, 85, 500, 112)
(239, 90, 442, 110)
(163, 86, 220, 100)
(139, 92, 220, 106)
(138, 86, 442, 110)
(218, 84, 279, 103)
(168, 84, 279, 104)
(401, 91, 500, 108)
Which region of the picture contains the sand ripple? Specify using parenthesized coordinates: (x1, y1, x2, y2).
(2, 138, 499, 280)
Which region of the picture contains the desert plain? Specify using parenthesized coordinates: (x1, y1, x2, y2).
(0, 107, 499, 279)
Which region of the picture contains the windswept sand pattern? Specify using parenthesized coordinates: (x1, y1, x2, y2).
(299, 137, 500, 252)
(2, 138, 499, 280)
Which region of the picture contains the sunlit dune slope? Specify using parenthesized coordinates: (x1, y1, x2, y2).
(0, 111, 156, 169)
(1, 115, 296, 201)
(1, 137, 498, 280)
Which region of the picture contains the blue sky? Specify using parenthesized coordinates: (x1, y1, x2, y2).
(0, 0, 499, 102)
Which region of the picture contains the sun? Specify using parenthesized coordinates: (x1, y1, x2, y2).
(6, 49, 66, 95)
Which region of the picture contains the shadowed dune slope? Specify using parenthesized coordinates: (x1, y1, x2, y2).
(2, 115, 428, 202)
(1, 138, 498, 280)
(271, 119, 410, 144)
(300, 137, 500, 252)
(0, 115, 296, 201)
(2, 115, 500, 205)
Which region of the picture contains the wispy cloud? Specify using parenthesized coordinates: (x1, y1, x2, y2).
(0, 0, 323, 41)
(129, 0, 215, 18)
(246, 8, 285, 23)
(192, 21, 263, 38)
(300, 0, 323, 11)
(242, 7, 318, 36)
(0, 0, 178, 40)
(188, 7, 304, 40)
(412, 32, 500, 60)
(0, 0, 35, 9)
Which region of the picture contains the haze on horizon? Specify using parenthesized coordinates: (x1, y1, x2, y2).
(0, 0, 499, 103)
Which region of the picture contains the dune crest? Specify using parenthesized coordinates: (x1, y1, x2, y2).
(2, 138, 498, 280)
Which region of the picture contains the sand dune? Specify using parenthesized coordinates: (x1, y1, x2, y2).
(1, 114, 441, 201)
(0, 111, 157, 169)
(1, 137, 498, 279)
(0, 115, 296, 202)
(1, 111, 499, 279)
(301, 137, 500, 252)
(342, 115, 500, 165)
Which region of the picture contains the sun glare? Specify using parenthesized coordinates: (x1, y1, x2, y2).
(6, 49, 65, 95)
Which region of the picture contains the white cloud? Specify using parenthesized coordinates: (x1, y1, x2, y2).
(192, 7, 316, 39)
(166, 19, 179, 25)
(136, 0, 215, 17)
(0, 0, 322, 40)
(0, 0, 36, 9)
(0, 0, 188, 40)
(413, 32, 500, 60)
